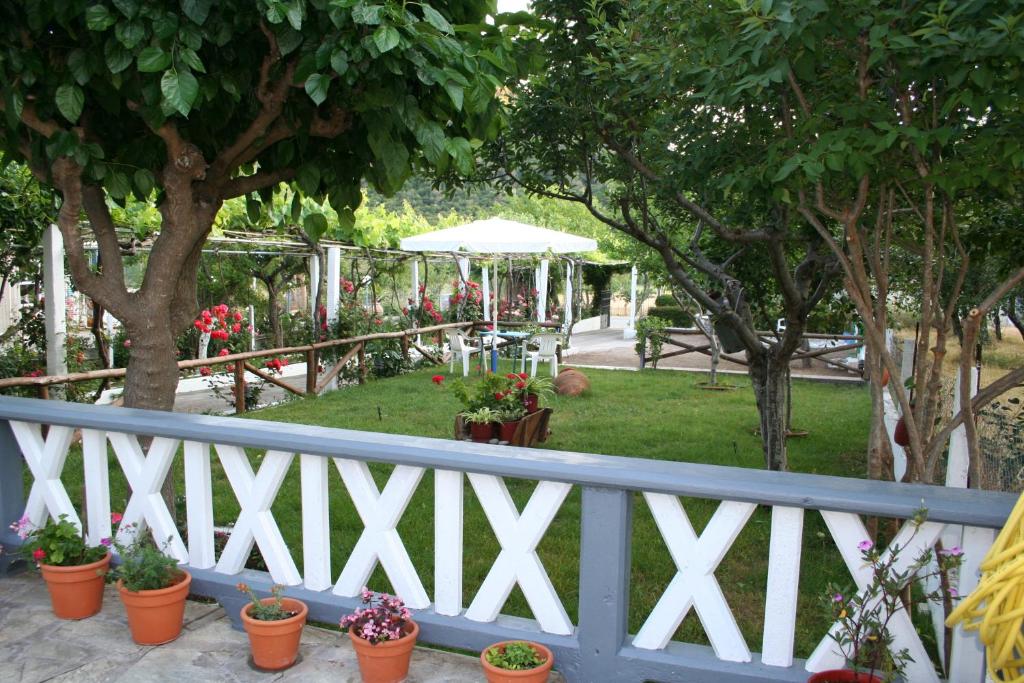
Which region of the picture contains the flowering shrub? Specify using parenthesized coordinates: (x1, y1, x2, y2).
(237, 582, 299, 621)
(443, 371, 551, 417)
(9, 513, 108, 567)
(340, 588, 413, 645)
(824, 508, 963, 681)
(106, 524, 182, 592)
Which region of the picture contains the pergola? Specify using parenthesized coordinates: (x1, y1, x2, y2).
(399, 218, 598, 328)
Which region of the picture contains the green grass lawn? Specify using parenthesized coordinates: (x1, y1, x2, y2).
(53, 361, 871, 657)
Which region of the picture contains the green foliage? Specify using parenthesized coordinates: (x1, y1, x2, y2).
(107, 530, 183, 592)
(446, 369, 541, 414)
(12, 513, 108, 567)
(462, 406, 499, 424)
(0, 161, 53, 289)
(635, 316, 669, 367)
(653, 294, 677, 307)
(484, 641, 546, 671)
(237, 582, 298, 621)
(648, 306, 692, 328)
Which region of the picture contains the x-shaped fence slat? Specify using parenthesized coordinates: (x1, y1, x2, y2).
(108, 432, 187, 562)
(633, 494, 755, 661)
(464, 474, 573, 635)
(806, 511, 944, 683)
(214, 445, 300, 585)
(332, 459, 429, 608)
(12, 422, 78, 531)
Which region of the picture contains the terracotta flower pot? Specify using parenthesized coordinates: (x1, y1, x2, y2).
(349, 620, 419, 683)
(499, 420, 520, 442)
(241, 597, 308, 671)
(481, 641, 554, 683)
(524, 394, 539, 413)
(880, 367, 890, 387)
(894, 415, 910, 447)
(807, 670, 882, 683)
(118, 569, 192, 645)
(470, 422, 494, 442)
(39, 552, 111, 620)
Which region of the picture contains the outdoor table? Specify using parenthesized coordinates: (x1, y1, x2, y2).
(478, 330, 531, 372)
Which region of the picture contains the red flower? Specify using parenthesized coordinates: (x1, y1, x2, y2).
(518, 372, 528, 379)
(506, 373, 517, 379)
(494, 392, 504, 400)
(233, 311, 243, 322)
(402, 307, 409, 315)
(431, 375, 444, 385)
(199, 366, 212, 376)
(226, 364, 235, 372)
(231, 323, 241, 333)
(516, 381, 525, 389)
(374, 318, 383, 326)
(424, 301, 434, 312)
(111, 512, 123, 523)
(218, 348, 230, 357)
(32, 548, 45, 562)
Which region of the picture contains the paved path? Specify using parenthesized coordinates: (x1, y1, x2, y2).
(0, 573, 514, 683)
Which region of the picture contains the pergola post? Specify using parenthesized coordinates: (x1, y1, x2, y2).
(326, 247, 341, 322)
(104, 311, 115, 367)
(411, 260, 420, 308)
(43, 223, 68, 383)
(536, 258, 549, 323)
(564, 260, 573, 333)
(482, 266, 491, 322)
(308, 254, 320, 318)
(457, 256, 469, 293)
(624, 265, 638, 340)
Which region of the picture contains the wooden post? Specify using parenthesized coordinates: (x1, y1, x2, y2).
(233, 361, 246, 414)
(400, 334, 410, 362)
(305, 348, 317, 396)
(357, 343, 367, 385)
(37, 385, 50, 400)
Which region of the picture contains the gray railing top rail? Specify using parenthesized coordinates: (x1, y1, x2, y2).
(0, 395, 1014, 528)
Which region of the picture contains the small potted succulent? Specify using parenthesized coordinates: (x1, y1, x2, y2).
(237, 582, 308, 671)
(9, 513, 111, 620)
(481, 640, 554, 683)
(107, 527, 191, 645)
(341, 588, 418, 683)
(810, 509, 963, 683)
(463, 406, 499, 443)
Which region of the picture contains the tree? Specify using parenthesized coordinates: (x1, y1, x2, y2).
(493, 0, 842, 470)
(0, 160, 52, 326)
(0, 0, 522, 409)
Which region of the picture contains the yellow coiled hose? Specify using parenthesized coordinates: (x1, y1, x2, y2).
(946, 492, 1024, 682)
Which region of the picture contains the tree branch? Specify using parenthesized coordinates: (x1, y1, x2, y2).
(220, 167, 296, 200)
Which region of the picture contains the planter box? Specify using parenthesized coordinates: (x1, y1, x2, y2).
(455, 409, 552, 447)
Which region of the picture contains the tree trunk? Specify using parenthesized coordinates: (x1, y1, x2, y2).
(993, 309, 1002, 341)
(1008, 296, 1024, 340)
(121, 317, 181, 411)
(267, 281, 284, 348)
(749, 352, 788, 471)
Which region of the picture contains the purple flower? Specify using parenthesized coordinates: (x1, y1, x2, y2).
(100, 537, 112, 547)
(857, 540, 874, 552)
(939, 546, 963, 557)
(833, 593, 844, 603)
(949, 587, 959, 598)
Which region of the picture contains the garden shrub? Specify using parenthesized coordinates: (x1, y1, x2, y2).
(648, 305, 693, 328)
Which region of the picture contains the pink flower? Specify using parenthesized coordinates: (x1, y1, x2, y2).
(939, 546, 963, 557)
(123, 339, 132, 348)
(857, 540, 874, 552)
(233, 311, 243, 322)
(100, 537, 112, 547)
(832, 593, 844, 603)
(231, 323, 241, 333)
(111, 512, 123, 524)
(218, 348, 230, 357)
(32, 548, 45, 561)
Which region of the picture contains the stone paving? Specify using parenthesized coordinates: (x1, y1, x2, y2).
(0, 573, 507, 682)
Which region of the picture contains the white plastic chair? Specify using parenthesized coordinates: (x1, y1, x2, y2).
(446, 329, 480, 377)
(524, 333, 561, 377)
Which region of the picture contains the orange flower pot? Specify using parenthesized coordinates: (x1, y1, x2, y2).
(481, 641, 554, 683)
(39, 552, 111, 620)
(348, 619, 419, 683)
(240, 597, 308, 671)
(118, 569, 191, 645)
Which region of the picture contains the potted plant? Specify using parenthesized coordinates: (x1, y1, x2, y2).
(107, 528, 191, 645)
(810, 509, 963, 682)
(463, 407, 499, 443)
(237, 582, 308, 671)
(340, 588, 418, 683)
(518, 375, 552, 413)
(9, 513, 111, 619)
(497, 404, 527, 442)
(481, 640, 554, 683)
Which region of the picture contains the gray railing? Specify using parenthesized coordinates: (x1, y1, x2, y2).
(0, 395, 1013, 682)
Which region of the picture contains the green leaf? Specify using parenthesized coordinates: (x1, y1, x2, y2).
(286, 2, 304, 31)
(137, 47, 171, 72)
(115, 19, 146, 49)
(160, 69, 199, 116)
(181, 0, 213, 25)
(133, 169, 155, 197)
(373, 25, 401, 53)
(304, 73, 330, 105)
(55, 84, 85, 123)
(152, 12, 179, 39)
(352, 4, 384, 25)
(105, 39, 133, 74)
(86, 5, 116, 31)
(67, 49, 91, 86)
(421, 5, 452, 33)
(414, 119, 445, 165)
(303, 212, 329, 241)
(444, 136, 473, 175)
(105, 170, 131, 199)
(112, 0, 139, 18)
(443, 81, 463, 111)
(178, 47, 206, 73)
(290, 192, 302, 222)
(296, 164, 321, 194)
(330, 48, 349, 75)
